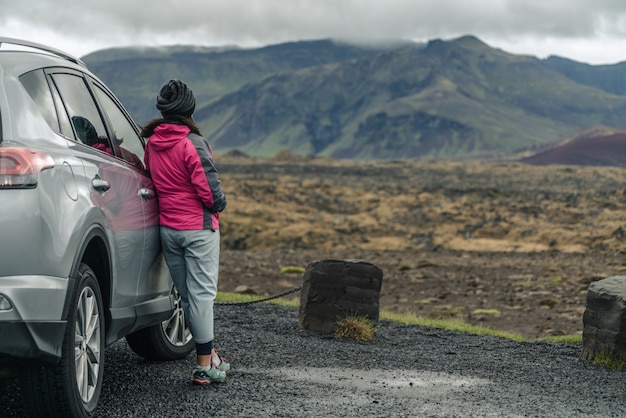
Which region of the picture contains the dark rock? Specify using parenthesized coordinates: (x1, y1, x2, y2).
(580, 276, 626, 362)
(299, 259, 383, 334)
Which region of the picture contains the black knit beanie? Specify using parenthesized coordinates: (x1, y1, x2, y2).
(156, 79, 196, 117)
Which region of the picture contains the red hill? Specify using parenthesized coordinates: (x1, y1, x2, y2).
(521, 132, 626, 167)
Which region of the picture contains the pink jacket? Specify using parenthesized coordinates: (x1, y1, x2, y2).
(144, 123, 226, 231)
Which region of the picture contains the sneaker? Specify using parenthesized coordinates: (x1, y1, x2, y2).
(212, 349, 231, 373)
(192, 365, 226, 385)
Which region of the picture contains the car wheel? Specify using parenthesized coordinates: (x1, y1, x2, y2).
(20, 263, 105, 418)
(126, 285, 194, 360)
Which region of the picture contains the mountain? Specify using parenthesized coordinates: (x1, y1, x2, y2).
(521, 131, 626, 167)
(83, 39, 410, 124)
(196, 36, 626, 159)
(543, 56, 626, 95)
(83, 36, 626, 161)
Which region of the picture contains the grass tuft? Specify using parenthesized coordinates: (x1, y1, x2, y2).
(280, 266, 306, 274)
(379, 311, 526, 341)
(471, 308, 501, 317)
(334, 316, 376, 341)
(593, 350, 626, 371)
(546, 275, 563, 286)
(538, 334, 582, 344)
(417, 260, 439, 268)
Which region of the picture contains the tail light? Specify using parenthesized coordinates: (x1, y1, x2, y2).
(0, 146, 54, 188)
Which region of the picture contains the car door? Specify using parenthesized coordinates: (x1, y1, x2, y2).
(89, 81, 172, 309)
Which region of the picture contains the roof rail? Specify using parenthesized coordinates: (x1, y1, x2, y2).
(0, 37, 86, 68)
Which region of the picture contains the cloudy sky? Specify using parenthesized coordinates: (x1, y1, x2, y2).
(3, 0, 626, 65)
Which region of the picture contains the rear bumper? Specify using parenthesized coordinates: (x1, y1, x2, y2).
(0, 320, 66, 364)
(0, 274, 69, 364)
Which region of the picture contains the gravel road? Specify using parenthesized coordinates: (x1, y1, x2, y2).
(2, 303, 625, 417)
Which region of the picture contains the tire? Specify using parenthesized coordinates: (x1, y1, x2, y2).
(126, 285, 194, 360)
(20, 263, 105, 418)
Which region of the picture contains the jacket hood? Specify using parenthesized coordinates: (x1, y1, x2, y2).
(149, 123, 191, 151)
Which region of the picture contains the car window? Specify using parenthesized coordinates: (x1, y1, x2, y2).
(92, 83, 145, 170)
(49, 80, 74, 137)
(19, 69, 60, 133)
(50, 73, 113, 154)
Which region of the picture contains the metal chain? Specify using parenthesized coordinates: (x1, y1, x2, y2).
(216, 285, 302, 306)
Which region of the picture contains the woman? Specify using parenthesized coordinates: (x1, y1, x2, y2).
(141, 79, 230, 385)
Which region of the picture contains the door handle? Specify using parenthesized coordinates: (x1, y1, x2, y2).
(139, 188, 155, 200)
(92, 178, 110, 192)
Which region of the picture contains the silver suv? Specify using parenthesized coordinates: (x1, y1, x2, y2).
(0, 38, 194, 417)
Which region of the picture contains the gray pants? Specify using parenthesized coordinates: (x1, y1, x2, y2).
(160, 226, 220, 344)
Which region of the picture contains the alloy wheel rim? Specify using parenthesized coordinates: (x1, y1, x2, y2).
(161, 291, 193, 347)
(74, 286, 101, 403)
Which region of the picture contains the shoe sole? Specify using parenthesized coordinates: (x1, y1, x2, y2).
(192, 378, 211, 385)
(192, 376, 226, 385)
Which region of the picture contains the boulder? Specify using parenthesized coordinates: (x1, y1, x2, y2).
(299, 259, 383, 334)
(580, 276, 626, 362)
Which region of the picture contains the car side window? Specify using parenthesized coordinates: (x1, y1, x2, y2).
(19, 69, 60, 133)
(50, 73, 113, 154)
(92, 83, 145, 170)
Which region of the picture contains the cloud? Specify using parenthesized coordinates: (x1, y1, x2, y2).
(3, 0, 626, 64)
